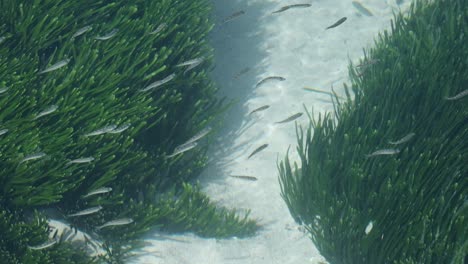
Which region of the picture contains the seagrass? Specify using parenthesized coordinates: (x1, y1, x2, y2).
(279, 0, 467, 263)
(0, 0, 258, 262)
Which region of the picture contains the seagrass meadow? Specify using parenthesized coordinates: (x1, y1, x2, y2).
(0, 0, 259, 263)
(279, 0, 467, 263)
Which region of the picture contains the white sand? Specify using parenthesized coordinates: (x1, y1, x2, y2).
(131, 0, 410, 263)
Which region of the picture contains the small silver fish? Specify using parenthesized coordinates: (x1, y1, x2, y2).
(0, 87, 9, 94)
(28, 240, 57, 250)
(389, 132, 415, 145)
(249, 105, 270, 115)
(108, 124, 131, 134)
(95, 29, 118, 40)
(352, 1, 373, 16)
(85, 125, 118, 137)
(272, 4, 312, 14)
(176, 57, 205, 73)
(326, 17, 347, 30)
(67, 206, 103, 217)
(149, 23, 167, 35)
(0, 36, 5, 44)
(176, 57, 205, 67)
(222, 10, 245, 24)
(184, 61, 203, 73)
(167, 141, 198, 158)
(184, 126, 212, 145)
(82, 187, 113, 198)
(275, 113, 303, 124)
(248, 144, 268, 159)
(39, 59, 70, 74)
(233, 67, 251, 80)
(34, 105, 58, 120)
(365, 148, 400, 158)
(444, 89, 468, 101)
(0, 128, 8, 136)
(140, 73, 176, 92)
(67, 157, 94, 164)
(97, 218, 133, 229)
(72, 25, 92, 38)
(365, 221, 374, 235)
(256, 76, 286, 88)
(229, 175, 258, 181)
(20, 152, 46, 163)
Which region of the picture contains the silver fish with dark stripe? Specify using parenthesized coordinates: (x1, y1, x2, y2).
(248, 144, 268, 159)
(326, 17, 347, 30)
(97, 218, 133, 229)
(275, 113, 303, 124)
(365, 148, 400, 158)
(256, 76, 285, 88)
(39, 59, 70, 74)
(67, 206, 103, 217)
(388, 133, 415, 145)
(229, 175, 258, 181)
(272, 4, 312, 14)
(249, 105, 270, 115)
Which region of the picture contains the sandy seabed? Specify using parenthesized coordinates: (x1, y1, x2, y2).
(131, 0, 411, 263)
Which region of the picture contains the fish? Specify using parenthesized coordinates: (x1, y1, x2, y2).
(149, 23, 167, 35)
(67, 206, 103, 217)
(444, 89, 468, 101)
(0, 128, 8, 136)
(275, 113, 303, 124)
(229, 175, 258, 181)
(82, 187, 112, 198)
(0, 87, 9, 94)
(365, 221, 374, 235)
(352, 1, 373, 16)
(167, 141, 198, 158)
(28, 240, 57, 250)
(233, 67, 251, 79)
(326, 17, 347, 30)
(272, 4, 312, 14)
(20, 152, 46, 163)
(39, 59, 70, 74)
(95, 29, 118, 40)
(67, 157, 94, 164)
(365, 148, 400, 158)
(222, 10, 245, 24)
(34, 105, 58, 120)
(175, 57, 204, 73)
(176, 57, 205, 68)
(0, 36, 5, 44)
(256, 76, 286, 88)
(71, 25, 92, 38)
(249, 105, 270, 115)
(184, 126, 212, 145)
(97, 218, 134, 229)
(248, 144, 268, 159)
(140, 73, 176, 92)
(183, 60, 203, 73)
(389, 132, 415, 145)
(84, 125, 118, 137)
(108, 124, 131, 134)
